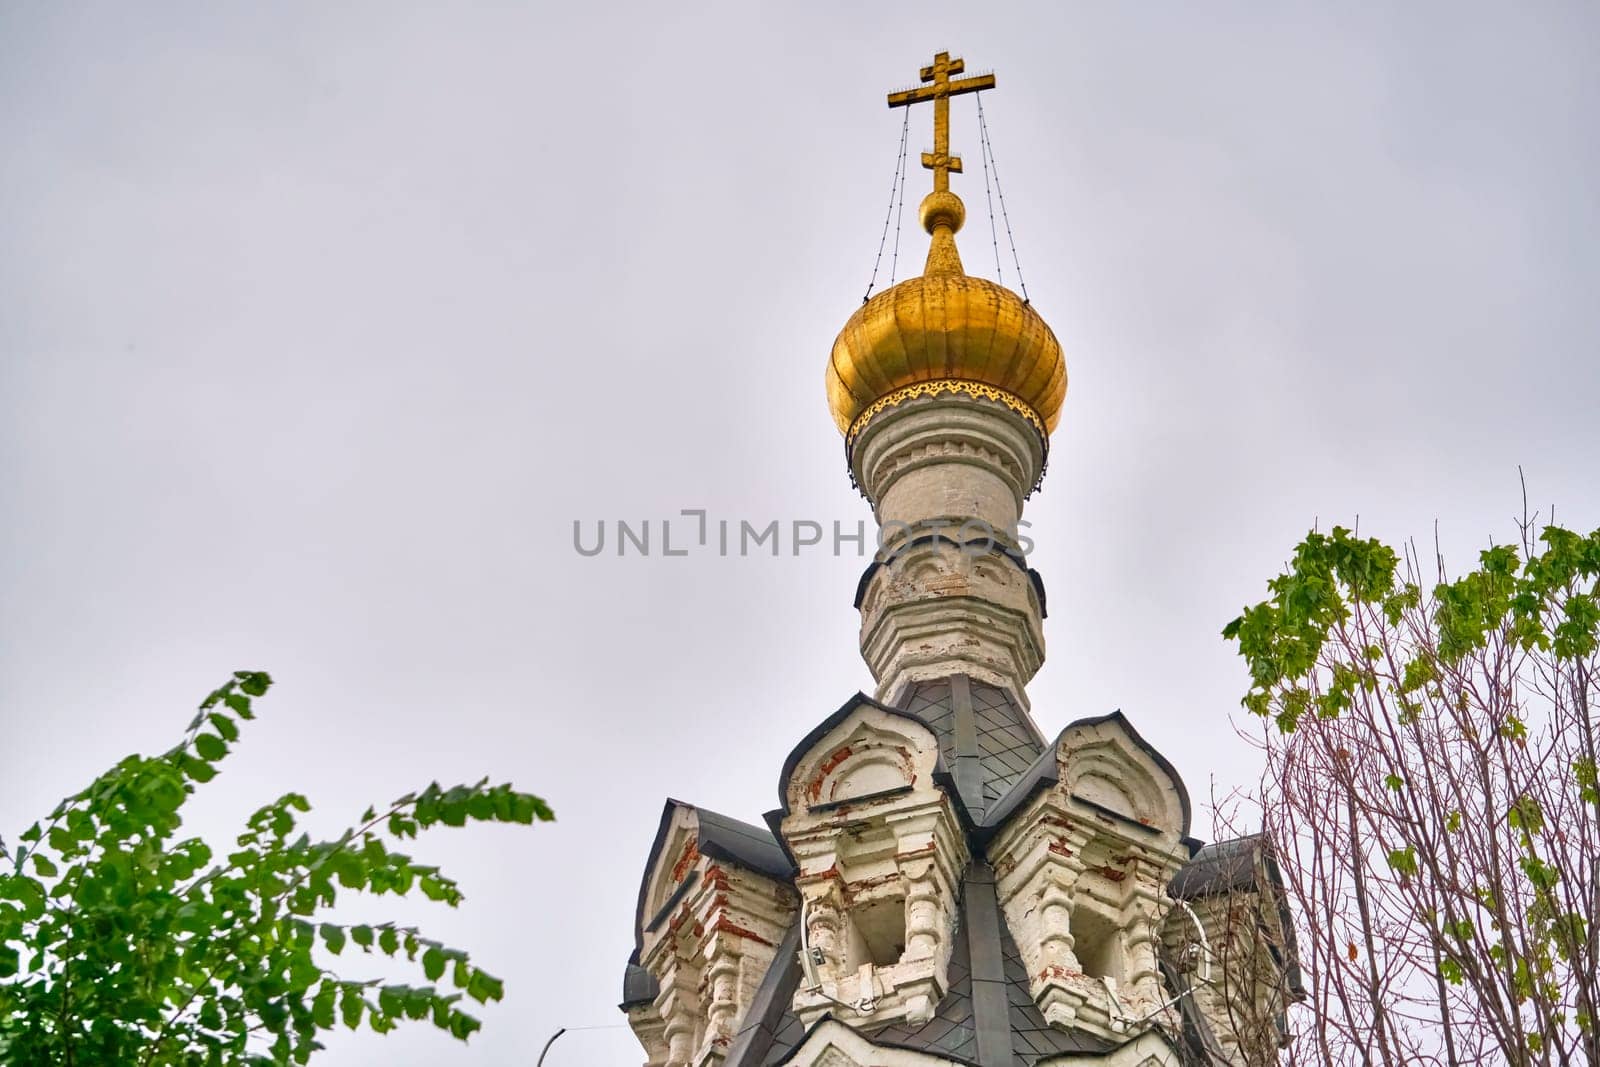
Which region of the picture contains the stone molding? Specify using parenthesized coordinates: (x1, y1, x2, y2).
(850, 393, 1049, 701)
(987, 719, 1191, 1044)
(850, 393, 1045, 532)
(778, 703, 969, 1031)
(858, 537, 1045, 703)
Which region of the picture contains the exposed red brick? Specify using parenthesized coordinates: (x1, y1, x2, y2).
(671, 839, 700, 883)
(806, 745, 854, 802)
(703, 864, 731, 892)
(711, 916, 775, 947)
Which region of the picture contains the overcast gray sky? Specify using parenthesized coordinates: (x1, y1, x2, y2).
(3, 2, 1597, 1063)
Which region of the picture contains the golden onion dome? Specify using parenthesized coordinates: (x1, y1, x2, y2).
(826, 189, 1066, 443)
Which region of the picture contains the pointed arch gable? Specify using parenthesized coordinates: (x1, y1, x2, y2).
(631, 799, 793, 953)
(1056, 711, 1191, 839)
(632, 801, 702, 954)
(777, 693, 948, 818)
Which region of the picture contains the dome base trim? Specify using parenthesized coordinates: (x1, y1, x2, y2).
(846, 379, 1046, 449)
(845, 380, 1050, 497)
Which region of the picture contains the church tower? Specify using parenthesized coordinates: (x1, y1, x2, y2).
(620, 54, 1301, 1067)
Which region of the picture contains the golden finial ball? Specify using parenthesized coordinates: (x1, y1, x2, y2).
(919, 190, 966, 235)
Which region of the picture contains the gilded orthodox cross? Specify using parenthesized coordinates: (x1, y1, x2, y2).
(886, 52, 995, 193)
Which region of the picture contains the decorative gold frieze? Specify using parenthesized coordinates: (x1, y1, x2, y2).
(846, 379, 1047, 451)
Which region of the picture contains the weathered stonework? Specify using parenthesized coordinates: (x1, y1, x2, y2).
(1165, 840, 1303, 1066)
(987, 715, 1192, 1043)
(851, 392, 1044, 535)
(630, 804, 798, 1067)
(852, 393, 1048, 704)
(778, 699, 969, 1030)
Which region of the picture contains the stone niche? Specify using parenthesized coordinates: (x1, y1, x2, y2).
(628, 802, 798, 1067)
(987, 713, 1192, 1042)
(777, 696, 969, 1030)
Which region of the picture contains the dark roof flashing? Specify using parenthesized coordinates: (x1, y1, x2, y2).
(619, 959, 659, 1011)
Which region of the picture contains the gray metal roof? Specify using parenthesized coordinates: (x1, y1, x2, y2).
(693, 805, 793, 879)
(619, 955, 659, 1011)
(1169, 835, 1265, 899)
(626, 797, 795, 1004)
(1169, 834, 1306, 1002)
(897, 675, 1047, 824)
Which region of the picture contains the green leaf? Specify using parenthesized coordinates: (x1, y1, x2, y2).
(406, 985, 433, 1019)
(1509, 795, 1544, 837)
(1520, 855, 1559, 891)
(341, 988, 364, 1029)
(509, 793, 554, 824)
(1576, 757, 1600, 805)
(208, 712, 240, 742)
(423, 947, 446, 981)
(351, 924, 374, 950)
(1, 875, 47, 920)
(236, 670, 272, 696)
(181, 755, 218, 783)
(1386, 847, 1418, 879)
(379, 985, 405, 1017)
(194, 733, 228, 761)
(31, 854, 57, 878)
(466, 970, 503, 1004)
(312, 984, 337, 1029)
(321, 923, 347, 955)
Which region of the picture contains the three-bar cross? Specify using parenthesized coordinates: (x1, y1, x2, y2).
(886, 52, 995, 193)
